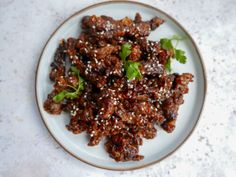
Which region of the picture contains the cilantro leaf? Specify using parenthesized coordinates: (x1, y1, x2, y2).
(160, 35, 188, 72)
(171, 34, 185, 41)
(71, 66, 84, 90)
(165, 58, 171, 73)
(119, 43, 132, 62)
(160, 38, 173, 50)
(125, 61, 142, 81)
(53, 90, 78, 103)
(119, 43, 142, 80)
(53, 90, 67, 102)
(53, 66, 85, 103)
(64, 92, 78, 99)
(71, 66, 80, 76)
(175, 49, 187, 64)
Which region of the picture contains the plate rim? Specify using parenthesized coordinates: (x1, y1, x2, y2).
(35, 0, 207, 171)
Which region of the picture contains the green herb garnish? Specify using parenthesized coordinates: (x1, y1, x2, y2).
(119, 43, 142, 80)
(70, 66, 85, 91)
(124, 61, 142, 81)
(165, 58, 172, 73)
(160, 35, 187, 72)
(53, 66, 85, 103)
(175, 49, 187, 64)
(119, 43, 132, 62)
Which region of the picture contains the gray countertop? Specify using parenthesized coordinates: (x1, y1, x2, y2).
(0, 0, 236, 176)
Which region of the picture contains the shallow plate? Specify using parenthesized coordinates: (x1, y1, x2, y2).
(36, 0, 206, 171)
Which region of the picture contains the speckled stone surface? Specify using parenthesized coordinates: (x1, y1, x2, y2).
(0, 0, 236, 176)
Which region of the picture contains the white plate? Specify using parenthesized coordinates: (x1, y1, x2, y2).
(36, 1, 206, 170)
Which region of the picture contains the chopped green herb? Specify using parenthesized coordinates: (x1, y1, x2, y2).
(70, 66, 80, 77)
(171, 34, 186, 41)
(160, 38, 173, 50)
(119, 43, 142, 80)
(64, 91, 78, 99)
(53, 90, 68, 102)
(160, 35, 187, 72)
(165, 58, 172, 73)
(53, 66, 85, 103)
(119, 43, 132, 62)
(174, 49, 187, 64)
(125, 61, 142, 81)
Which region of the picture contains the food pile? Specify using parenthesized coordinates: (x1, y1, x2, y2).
(44, 13, 193, 161)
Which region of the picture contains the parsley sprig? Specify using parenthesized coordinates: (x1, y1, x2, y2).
(119, 43, 142, 80)
(53, 66, 85, 103)
(160, 35, 187, 72)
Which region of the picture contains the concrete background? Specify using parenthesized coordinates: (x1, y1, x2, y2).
(0, 0, 236, 176)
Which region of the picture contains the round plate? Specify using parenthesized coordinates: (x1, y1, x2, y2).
(36, 0, 206, 171)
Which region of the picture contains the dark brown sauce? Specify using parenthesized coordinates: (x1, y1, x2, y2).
(44, 13, 193, 161)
